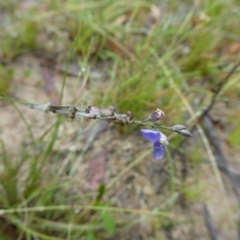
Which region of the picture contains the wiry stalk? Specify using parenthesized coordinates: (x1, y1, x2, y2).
(28, 102, 192, 137)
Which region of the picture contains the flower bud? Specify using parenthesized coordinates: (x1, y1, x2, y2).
(171, 125, 187, 131)
(176, 129, 192, 137)
(147, 108, 165, 122)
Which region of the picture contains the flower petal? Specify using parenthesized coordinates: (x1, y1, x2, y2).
(153, 141, 165, 160)
(159, 132, 169, 145)
(141, 129, 160, 142)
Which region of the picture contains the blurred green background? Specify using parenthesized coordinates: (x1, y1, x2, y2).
(0, 0, 240, 239)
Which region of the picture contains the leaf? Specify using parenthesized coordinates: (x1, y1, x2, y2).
(103, 211, 115, 234)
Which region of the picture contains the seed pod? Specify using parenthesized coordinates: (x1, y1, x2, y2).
(100, 106, 115, 116)
(68, 106, 77, 119)
(86, 106, 101, 118)
(126, 111, 133, 121)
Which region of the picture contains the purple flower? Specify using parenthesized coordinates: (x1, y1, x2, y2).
(141, 129, 169, 160)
